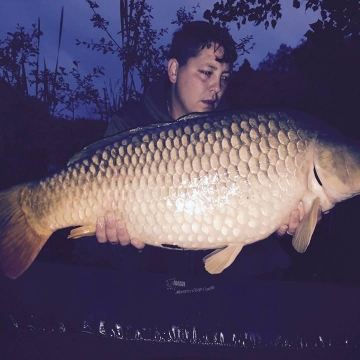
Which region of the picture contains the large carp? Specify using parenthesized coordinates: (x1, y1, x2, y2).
(1, 109, 360, 279)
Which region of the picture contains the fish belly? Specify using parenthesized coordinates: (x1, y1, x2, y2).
(28, 111, 313, 249)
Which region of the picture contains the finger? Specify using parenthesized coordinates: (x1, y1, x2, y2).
(104, 213, 119, 245)
(96, 216, 107, 243)
(317, 206, 322, 223)
(131, 238, 146, 250)
(116, 219, 131, 246)
(287, 209, 301, 235)
(276, 224, 289, 237)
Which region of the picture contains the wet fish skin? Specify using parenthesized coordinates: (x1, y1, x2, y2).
(1, 108, 359, 279)
(20, 110, 310, 244)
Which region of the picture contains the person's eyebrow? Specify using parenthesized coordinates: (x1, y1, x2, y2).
(204, 64, 230, 72)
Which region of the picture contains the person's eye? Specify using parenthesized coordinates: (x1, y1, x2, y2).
(200, 70, 212, 76)
(221, 76, 230, 83)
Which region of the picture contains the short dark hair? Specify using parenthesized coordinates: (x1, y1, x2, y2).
(168, 21, 237, 67)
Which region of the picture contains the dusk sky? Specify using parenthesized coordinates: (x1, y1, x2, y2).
(1, 0, 319, 116)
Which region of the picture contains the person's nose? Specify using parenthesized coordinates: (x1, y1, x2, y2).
(209, 76, 221, 94)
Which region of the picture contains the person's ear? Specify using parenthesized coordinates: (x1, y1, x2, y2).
(167, 58, 179, 84)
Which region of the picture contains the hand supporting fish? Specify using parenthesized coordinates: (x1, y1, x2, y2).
(1, 109, 358, 279)
(275, 201, 321, 237)
(96, 213, 145, 249)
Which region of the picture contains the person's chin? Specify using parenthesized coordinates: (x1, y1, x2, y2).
(200, 103, 215, 112)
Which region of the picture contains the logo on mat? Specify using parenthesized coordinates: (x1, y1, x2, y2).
(166, 277, 215, 295)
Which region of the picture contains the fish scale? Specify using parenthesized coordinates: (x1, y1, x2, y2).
(3, 108, 359, 279)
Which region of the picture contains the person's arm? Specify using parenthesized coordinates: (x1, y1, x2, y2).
(104, 114, 129, 138)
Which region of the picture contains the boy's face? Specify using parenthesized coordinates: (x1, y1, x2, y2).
(168, 44, 232, 119)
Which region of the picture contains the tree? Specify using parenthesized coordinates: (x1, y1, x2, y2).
(204, 0, 360, 39)
(258, 43, 294, 72)
(81, 0, 169, 108)
(0, 23, 40, 96)
(171, 3, 201, 26)
(0, 17, 112, 121)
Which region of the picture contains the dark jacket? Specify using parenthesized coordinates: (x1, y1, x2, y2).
(99, 75, 291, 279)
(105, 74, 173, 137)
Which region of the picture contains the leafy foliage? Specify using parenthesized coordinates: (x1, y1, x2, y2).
(80, 0, 169, 107)
(0, 23, 40, 95)
(204, 0, 360, 38)
(0, 17, 110, 121)
(171, 3, 201, 26)
(204, 0, 283, 30)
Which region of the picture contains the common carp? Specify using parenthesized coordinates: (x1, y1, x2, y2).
(1, 109, 360, 279)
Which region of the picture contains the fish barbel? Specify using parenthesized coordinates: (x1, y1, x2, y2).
(1, 109, 360, 279)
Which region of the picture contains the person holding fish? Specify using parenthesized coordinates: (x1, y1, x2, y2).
(95, 21, 314, 277)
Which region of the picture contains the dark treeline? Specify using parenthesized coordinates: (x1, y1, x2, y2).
(227, 29, 360, 140)
(0, 79, 107, 190)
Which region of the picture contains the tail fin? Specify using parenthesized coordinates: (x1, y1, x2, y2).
(0, 184, 52, 279)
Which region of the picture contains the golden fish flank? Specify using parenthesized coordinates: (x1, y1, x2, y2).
(1, 108, 360, 279)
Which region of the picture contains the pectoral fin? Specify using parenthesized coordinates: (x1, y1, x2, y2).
(292, 197, 320, 253)
(68, 225, 96, 239)
(203, 245, 244, 274)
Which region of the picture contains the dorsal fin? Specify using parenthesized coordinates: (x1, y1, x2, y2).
(66, 111, 219, 166)
(67, 121, 174, 166)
